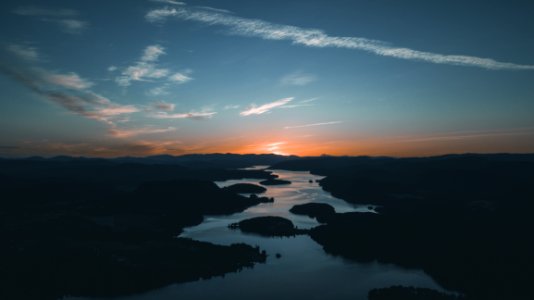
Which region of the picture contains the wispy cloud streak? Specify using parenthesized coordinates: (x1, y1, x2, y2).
(168, 72, 192, 83)
(150, 100, 175, 112)
(146, 6, 534, 70)
(142, 45, 166, 62)
(151, 111, 216, 120)
(14, 6, 88, 34)
(300, 97, 319, 103)
(149, 0, 185, 6)
(115, 44, 193, 86)
(40, 70, 93, 90)
(7, 44, 40, 61)
(116, 45, 170, 86)
(13, 6, 77, 17)
(280, 71, 316, 86)
(240, 97, 293, 116)
(109, 126, 176, 138)
(284, 121, 342, 129)
(0, 64, 138, 126)
(53, 19, 88, 34)
(8, 140, 187, 157)
(398, 128, 534, 143)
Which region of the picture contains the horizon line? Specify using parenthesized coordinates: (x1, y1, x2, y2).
(2, 151, 534, 160)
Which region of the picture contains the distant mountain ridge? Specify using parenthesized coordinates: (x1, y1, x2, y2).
(270, 153, 534, 173)
(0, 153, 299, 169)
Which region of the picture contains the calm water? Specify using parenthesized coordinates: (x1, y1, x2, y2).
(71, 168, 446, 300)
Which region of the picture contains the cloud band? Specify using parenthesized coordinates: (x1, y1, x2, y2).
(146, 6, 534, 70)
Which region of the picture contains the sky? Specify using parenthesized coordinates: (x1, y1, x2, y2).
(1, 0, 534, 157)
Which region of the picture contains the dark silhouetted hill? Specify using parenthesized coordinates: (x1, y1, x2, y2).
(0, 156, 281, 299)
(272, 154, 534, 300)
(369, 286, 465, 300)
(112, 153, 297, 168)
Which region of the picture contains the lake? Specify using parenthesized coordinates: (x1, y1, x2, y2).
(71, 168, 446, 300)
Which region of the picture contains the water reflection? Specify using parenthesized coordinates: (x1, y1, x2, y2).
(211, 169, 372, 229)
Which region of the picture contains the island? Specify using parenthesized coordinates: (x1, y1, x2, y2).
(229, 216, 305, 237)
(259, 178, 291, 186)
(289, 202, 336, 223)
(224, 183, 267, 194)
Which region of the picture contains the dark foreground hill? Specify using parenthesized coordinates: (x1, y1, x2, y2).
(2, 153, 534, 300)
(273, 154, 534, 300)
(0, 157, 279, 299)
(4, 153, 296, 170)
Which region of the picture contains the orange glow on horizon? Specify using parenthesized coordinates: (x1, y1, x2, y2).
(4, 128, 534, 158)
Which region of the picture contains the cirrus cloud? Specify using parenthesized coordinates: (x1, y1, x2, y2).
(6, 44, 40, 61)
(284, 121, 342, 129)
(168, 72, 192, 83)
(146, 6, 534, 70)
(151, 111, 217, 120)
(280, 71, 316, 86)
(0, 64, 138, 127)
(115, 44, 193, 87)
(240, 97, 293, 116)
(13, 6, 88, 34)
(109, 126, 176, 138)
(150, 100, 176, 112)
(142, 45, 166, 62)
(41, 71, 93, 90)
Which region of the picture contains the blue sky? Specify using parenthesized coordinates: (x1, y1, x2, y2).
(1, 0, 534, 157)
